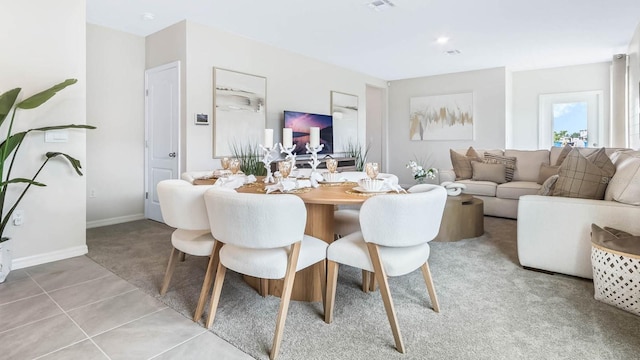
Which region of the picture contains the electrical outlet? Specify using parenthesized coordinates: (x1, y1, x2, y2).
(89, 189, 96, 198)
(13, 210, 24, 226)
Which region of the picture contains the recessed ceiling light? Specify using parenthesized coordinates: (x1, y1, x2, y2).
(367, 0, 395, 12)
(141, 13, 155, 21)
(444, 50, 461, 55)
(436, 37, 449, 44)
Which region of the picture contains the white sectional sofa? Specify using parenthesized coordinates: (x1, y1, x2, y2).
(441, 147, 583, 219)
(441, 146, 640, 279)
(517, 195, 640, 278)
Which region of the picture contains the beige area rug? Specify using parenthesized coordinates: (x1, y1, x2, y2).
(86, 217, 640, 360)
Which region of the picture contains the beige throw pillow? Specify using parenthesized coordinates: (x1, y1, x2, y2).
(591, 224, 640, 256)
(471, 161, 506, 184)
(553, 148, 615, 200)
(555, 144, 573, 166)
(450, 147, 483, 180)
(603, 150, 640, 205)
(483, 153, 516, 182)
(537, 164, 560, 185)
(537, 174, 559, 196)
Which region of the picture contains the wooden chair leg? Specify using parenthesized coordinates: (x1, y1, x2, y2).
(362, 270, 370, 293)
(369, 271, 377, 292)
(325, 260, 339, 324)
(367, 243, 405, 354)
(271, 242, 301, 360)
(160, 248, 180, 295)
(205, 261, 227, 329)
(421, 262, 440, 313)
(260, 278, 269, 297)
(179, 252, 186, 262)
(320, 259, 327, 308)
(194, 241, 223, 322)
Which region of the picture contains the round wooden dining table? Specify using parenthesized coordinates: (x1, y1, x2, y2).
(194, 177, 381, 302)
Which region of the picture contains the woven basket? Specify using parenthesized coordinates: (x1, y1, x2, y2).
(591, 243, 640, 316)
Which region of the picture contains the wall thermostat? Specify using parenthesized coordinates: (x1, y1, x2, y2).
(195, 113, 209, 125)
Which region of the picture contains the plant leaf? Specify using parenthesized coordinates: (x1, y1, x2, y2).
(0, 132, 26, 162)
(0, 178, 46, 187)
(31, 124, 96, 132)
(17, 79, 77, 109)
(0, 88, 21, 127)
(46, 152, 83, 176)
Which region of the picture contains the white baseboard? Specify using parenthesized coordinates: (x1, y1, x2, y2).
(86, 213, 145, 229)
(12, 245, 88, 270)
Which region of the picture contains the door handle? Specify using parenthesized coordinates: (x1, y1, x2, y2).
(168, 152, 176, 158)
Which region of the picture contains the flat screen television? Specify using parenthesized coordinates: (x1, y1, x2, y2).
(283, 110, 333, 154)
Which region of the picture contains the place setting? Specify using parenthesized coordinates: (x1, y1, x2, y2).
(348, 162, 406, 196)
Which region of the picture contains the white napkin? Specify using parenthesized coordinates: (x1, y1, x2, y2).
(265, 178, 312, 194)
(214, 174, 256, 189)
(380, 178, 406, 193)
(441, 181, 466, 196)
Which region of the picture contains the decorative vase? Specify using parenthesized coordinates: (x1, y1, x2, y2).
(0, 238, 12, 283)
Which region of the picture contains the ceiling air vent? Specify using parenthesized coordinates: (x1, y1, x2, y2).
(368, 0, 395, 11)
(445, 50, 462, 55)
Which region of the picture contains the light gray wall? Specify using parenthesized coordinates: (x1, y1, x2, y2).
(628, 23, 640, 150)
(1, 0, 87, 266)
(180, 21, 387, 172)
(510, 62, 611, 150)
(388, 67, 507, 185)
(86, 24, 146, 227)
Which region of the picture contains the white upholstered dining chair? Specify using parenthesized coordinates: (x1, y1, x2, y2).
(333, 172, 400, 291)
(202, 188, 328, 360)
(156, 180, 223, 323)
(325, 184, 447, 353)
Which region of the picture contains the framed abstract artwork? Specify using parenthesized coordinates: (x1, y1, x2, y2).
(213, 68, 266, 157)
(409, 92, 474, 141)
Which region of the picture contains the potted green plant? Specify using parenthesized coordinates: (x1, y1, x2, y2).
(0, 79, 95, 283)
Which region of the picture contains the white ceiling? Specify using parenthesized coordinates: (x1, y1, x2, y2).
(86, 0, 640, 80)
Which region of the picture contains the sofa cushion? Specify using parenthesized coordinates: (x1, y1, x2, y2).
(471, 161, 506, 184)
(604, 150, 640, 205)
(505, 149, 550, 182)
(537, 174, 559, 196)
(457, 179, 497, 197)
(496, 181, 541, 200)
(537, 164, 560, 184)
(483, 153, 517, 182)
(553, 148, 615, 200)
(450, 147, 482, 180)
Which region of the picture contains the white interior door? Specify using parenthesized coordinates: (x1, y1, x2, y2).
(145, 61, 180, 222)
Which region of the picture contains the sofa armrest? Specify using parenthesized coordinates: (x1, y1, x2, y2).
(439, 169, 456, 183)
(517, 195, 640, 278)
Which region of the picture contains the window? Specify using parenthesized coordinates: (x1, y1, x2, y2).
(539, 91, 603, 149)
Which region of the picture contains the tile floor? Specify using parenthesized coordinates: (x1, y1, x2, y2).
(0, 256, 253, 360)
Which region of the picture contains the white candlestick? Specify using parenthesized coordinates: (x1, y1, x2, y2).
(283, 128, 293, 148)
(309, 127, 320, 148)
(264, 128, 273, 148)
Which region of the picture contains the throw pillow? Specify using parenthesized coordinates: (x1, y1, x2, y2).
(603, 150, 640, 205)
(555, 144, 573, 166)
(553, 148, 615, 200)
(591, 224, 640, 255)
(483, 153, 516, 182)
(537, 164, 560, 185)
(450, 147, 483, 180)
(471, 161, 506, 184)
(537, 174, 559, 196)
